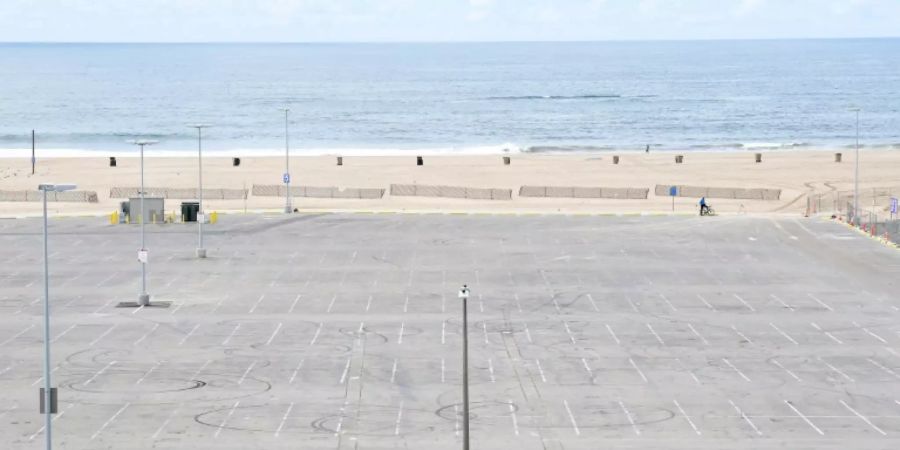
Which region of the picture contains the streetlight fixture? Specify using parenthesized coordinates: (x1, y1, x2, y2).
(458, 284, 470, 450)
(38, 182, 77, 450)
(850, 108, 861, 225)
(130, 139, 158, 306)
(281, 108, 292, 214)
(189, 124, 211, 258)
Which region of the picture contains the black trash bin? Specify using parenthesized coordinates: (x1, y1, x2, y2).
(181, 202, 200, 222)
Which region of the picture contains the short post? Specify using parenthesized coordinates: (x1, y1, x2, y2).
(458, 284, 470, 450)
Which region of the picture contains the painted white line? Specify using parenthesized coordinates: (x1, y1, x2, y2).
(454, 404, 460, 436)
(687, 323, 709, 345)
(646, 323, 665, 346)
(731, 325, 753, 344)
(867, 358, 900, 379)
(840, 400, 886, 435)
(606, 324, 621, 345)
(729, 399, 762, 435)
(265, 322, 283, 346)
(237, 361, 256, 385)
(190, 359, 212, 380)
(482, 321, 489, 345)
(402, 295, 409, 313)
(326, 294, 337, 313)
(151, 404, 181, 439)
(523, 322, 533, 343)
(676, 358, 702, 385)
(288, 294, 302, 314)
(508, 400, 520, 436)
(535, 359, 547, 383)
(784, 400, 824, 435)
(178, 324, 200, 347)
(673, 399, 701, 435)
(51, 324, 77, 343)
(563, 321, 577, 344)
(168, 302, 185, 315)
(90, 402, 131, 440)
(84, 361, 117, 386)
(581, 357, 594, 382)
(696, 294, 716, 311)
(288, 359, 305, 384)
(441, 358, 445, 383)
(397, 321, 405, 344)
(722, 358, 751, 382)
(339, 357, 351, 384)
(733, 294, 756, 312)
(772, 358, 801, 382)
(625, 295, 640, 313)
(629, 358, 648, 383)
(563, 400, 580, 436)
(811, 323, 843, 344)
(441, 320, 446, 344)
(487, 358, 496, 383)
(28, 403, 73, 441)
(309, 323, 322, 346)
(659, 293, 678, 312)
(769, 322, 799, 345)
(133, 323, 159, 346)
(274, 402, 294, 437)
(390, 358, 398, 384)
(586, 293, 599, 312)
(394, 401, 404, 436)
(808, 294, 834, 312)
(0, 323, 36, 347)
(135, 361, 162, 385)
(222, 323, 241, 346)
(818, 357, 854, 382)
(853, 321, 888, 344)
(619, 400, 640, 436)
(214, 401, 240, 438)
(771, 294, 795, 311)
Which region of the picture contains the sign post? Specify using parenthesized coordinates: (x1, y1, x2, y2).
(891, 197, 897, 220)
(669, 186, 678, 212)
(458, 284, 470, 450)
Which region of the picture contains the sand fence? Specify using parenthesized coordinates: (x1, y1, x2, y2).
(655, 185, 781, 201)
(390, 184, 512, 200)
(110, 187, 249, 200)
(252, 185, 385, 199)
(0, 189, 98, 203)
(519, 186, 649, 199)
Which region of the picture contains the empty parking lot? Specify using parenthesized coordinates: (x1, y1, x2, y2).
(1, 212, 899, 449)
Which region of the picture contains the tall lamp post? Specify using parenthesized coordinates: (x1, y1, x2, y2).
(130, 139, 157, 306)
(38, 183, 77, 450)
(281, 108, 292, 214)
(851, 108, 861, 225)
(458, 284, 470, 450)
(189, 124, 211, 258)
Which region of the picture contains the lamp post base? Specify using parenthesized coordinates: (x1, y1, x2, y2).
(196, 248, 207, 258)
(138, 293, 150, 307)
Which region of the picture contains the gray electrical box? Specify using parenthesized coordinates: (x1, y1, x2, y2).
(128, 197, 165, 223)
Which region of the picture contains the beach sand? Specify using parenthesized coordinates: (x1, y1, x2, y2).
(1, 150, 898, 217)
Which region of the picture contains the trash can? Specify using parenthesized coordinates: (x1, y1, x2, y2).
(613, 155, 619, 164)
(109, 157, 117, 167)
(417, 156, 424, 166)
(337, 156, 343, 166)
(232, 157, 241, 167)
(755, 153, 762, 163)
(181, 202, 200, 222)
(834, 152, 842, 163)
(503, 156, 511, 165)
(675, 155, 684, 164)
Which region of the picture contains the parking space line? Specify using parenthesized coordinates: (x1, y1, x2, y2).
(731, 325, 753, 344)
(91, 402, 131, 441)
(326, 294, 337, 313)
(1, 323, 36, 347)
(733, 294, 756, 312)
(441, 358, 445, 383)
(339, 357, 351, 384)
(624, 295, 640, 313)
(265, 322, 283, 346)
(770, 294, 795, 311)
(784, 400, 824, 435)
(394, 400, 404, 436)
(619, 400, 640, 436)
(390, 358, 398, 384)
(563, 321, 577, 344)
(586, 293, 599, 312)
(365, 295, 372, 312)
(28, 403, 73, 441)
(722, 358, 751, 382)
(818, 357, 854, 382)
(397, 321, 405, 344)
(771, 358, 801, 382)
(605, 324, 620, 345)
(769, 323, 798, 345)
(676, 358, 702, 385)
(867, 358, 900, 379)
(135, 361, 162, 385)
(659, 293, 678, 312)
(535, 359, 547, 383)
(673, 399, 701, 435)
(178, 324, 200, 346)
(580, 357, 594, 382)
(237, 361, 256, 385)
(214, 401, 240, 438)
(248, 294, 266, 313)
(840, 400, 887, 435)
(288, 295, 302, 314)
(629, 358, 648, 383)
(454, 404, 460, 436)
(687, 323, 709, 345)
(646, 323, 665, 345)
(441, 320, 446, 344)
(482, 322, 489, 344)
(811, 323, 843, 344)
(310, 323, 322, 346)
(51, 323, 77, 343)
(853, 322, 888, 344)
(403, 295, 409, 313)
(134, 323, 159, 346)
(696, 294, 716, 311)
(508, 400, 520, 435)
(289, 359, 305, 384)
(222, 323, 241, 346)
(190, 359, 211, 380)
(488, 358, 496, 383)
(729, 399, 762, 435)
(563, 400, 580, 436)
(808, 294, 834, 312)
(84, 361, 117, 385)
(151, 404, 182, 439)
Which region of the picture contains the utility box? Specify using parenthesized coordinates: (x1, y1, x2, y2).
(129, 197, 164, 223)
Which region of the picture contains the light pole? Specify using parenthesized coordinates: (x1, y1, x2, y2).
(851, 108, 861, 225)
(130, 139, 157, 306)
(281, 108, 292, 214)
(458, 284, 470, 450)
(189, 124, 210, 258)
(38, 183, 77, 450)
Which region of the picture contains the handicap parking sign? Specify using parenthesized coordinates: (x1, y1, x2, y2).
(892, 197, 898, 214)
(669, 186, 678, 196)
(283, 173, 290, 184)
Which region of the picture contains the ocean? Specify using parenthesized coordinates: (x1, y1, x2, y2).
(0, 39, 898, 156)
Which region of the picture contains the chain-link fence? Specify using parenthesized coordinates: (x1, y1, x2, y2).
(845, 201, 899, 245)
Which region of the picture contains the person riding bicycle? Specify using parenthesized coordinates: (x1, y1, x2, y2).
(699, 197, 709, 216)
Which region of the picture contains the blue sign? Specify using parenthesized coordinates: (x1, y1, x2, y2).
(891, 197, 898, 214)
(669, 186, 678, 196)
(283, 173, 290, 184)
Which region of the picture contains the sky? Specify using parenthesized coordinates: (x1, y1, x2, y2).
(0, 0, 898, 42)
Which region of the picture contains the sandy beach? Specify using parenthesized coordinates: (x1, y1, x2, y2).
(1, 150, 898, 217)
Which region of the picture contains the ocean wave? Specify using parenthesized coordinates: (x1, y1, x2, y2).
(485, 94, 622, 101)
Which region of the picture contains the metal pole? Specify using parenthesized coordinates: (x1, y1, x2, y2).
(854, 109, 860, 225)
(283, 108, 292, 214)
(192, 125, 209, 258)
(32, 130, 36, 175)
(42, 188, 52, 450)
(461, 286, 470, 450)
(136, 142, 151, 306)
